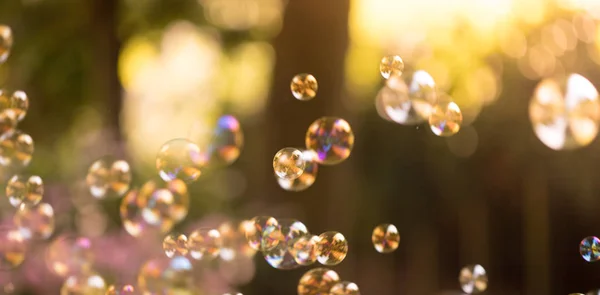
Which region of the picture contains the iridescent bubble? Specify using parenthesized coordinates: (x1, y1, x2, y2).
(120, 189, 168, 237)
(137, 256, 196, 295)
(371, 223, 400, 254)
(529, 73, 600, 150)
(315, 231, 348, 266)
(6, 174, 43, 207)
(429, 98, 463, 137)
(290, 234, 319, 266)
(61, 272, 107, 295)
(218, 221, 256, 261)
(0, 107, 17, 139)
(188, 228, 222, 260)
(277, 149, 319, 192)
(580, 236, 600, 262)
(305, 117, 354, 165)
(156, 138, 207, 183)
(273, 148, 305, 180)
(330, 281, 361, 295)
(0, 226, 26, 270)
(208, 115, 244, 166)
(163, 233, 189, 258)
(45, 235, 94, 277)
(14, 202, 55, 240)
(9, 91, 28, 122)
(106, 284, 137, 295)
(0, 25, 13, 64)
(86, 157, 132, 199)
(245, 216, 278, 251)
(139, 179, 189, 231)
(459, 264, 488, 294)
(291, 73, 319, 101)
(380, 71, 437, 125)
(297, 268, 340, 295)
(261, 219, 309, 270)
(380, 55, 404, 79)
(0, 130, 34, 169)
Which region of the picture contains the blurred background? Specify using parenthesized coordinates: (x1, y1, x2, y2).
(1, 0, 600, 294)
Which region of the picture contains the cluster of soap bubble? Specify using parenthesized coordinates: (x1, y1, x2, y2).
(376, 55, 464, 137)
(298, 268, 360, 295)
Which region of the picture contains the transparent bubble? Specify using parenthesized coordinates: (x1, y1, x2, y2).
(86, 157, 132, 199)
(371, 224, 400, 254)
(380, 71, 437, 125)
(315, 231, 347, 266)
(261, 219, 309, 270)
(297, 267, 340, 295)
(6, 174, 43, 207)
(0, 25, 12, 64)
(139, 179, 189, 231)
(429, 98, 463, 137)
(0, 130, 34, 169)
(290, 234, 319, 266)
(245, 216, 278, 251)
(380, 55, 404, 79)
(330, 281, 361, 295)
(14, 202, 55, 240)
(580, 236, 600, 262)
(163, 233, 189, 258)
(530, 73, 600, 150)
(9, 91, 28, 122)
(0, 226, 26, 270)
(61, 272, 107, 295)
(291, 73, 319, 101)
(120, 189, 169, 237)
(188, 228, 222, 260)
(218, 221, 256, 261)
(277, 149, 319, 192)
(106, 284, 137, 295)
(137, 256, 196, 295)
(0, 107, 17, 139)
(459, 264, 488, 294)
(156, 138, 207, 183)
(273, 148, 305, 180)
(45, 234, 94, 277)
(305, 117, 354, 165)
(208, 115, 244, 166)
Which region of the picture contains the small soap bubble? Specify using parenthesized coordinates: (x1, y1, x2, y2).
(45, 235, 93, 277)
(277, 149, 319, 192)
(459, 264, 488, 294)
(188, 228, 222, 260)
(298, 267, 340, 295)
(530, 73, 600, 150)
(156, 138, 206, 183)
(291, 73, 318, 101)
(0, 25, 13, 64)
(316, 231, 348, 266)
(86, 157, 132, 199)
(0, 226, 26, 270)
(429, 96, 463, 137)
(139, 179, 189, 232)
(380, 72, 437, 125)
(6, 174, 43, 207)
(120, 189, 169, 237)
(9, 91, 28, 122)
(330, 281, 361, 295)
(208, 115, 244, 166)
(163, 233, 189, 258)
(245, 216, 278, 251)
(580, 236, 600, 262)
(290, 234, 319, 266)
(14, 202, 55, 240)
(305, 117, 354, 165)
(219, 221, 256, 261)
(106, 284, 137, 295)
(371, 223, 400, 253)
(138, 256, 195, 294)
(61, 272, 107, 295)
(261, 219, 309, 270)
(0, 130, 34, 170)
(380, 55, 405, 79)
(273, 148, 305, 180)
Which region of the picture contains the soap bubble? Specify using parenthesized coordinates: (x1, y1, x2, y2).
(208, 115, 244, 166)
(61, 272, 107, 295)
(9, 91, 28, 122)
(330, 281, 361, 295)
(86, 157, 132, 199)
(305, 117, 354, 165)
(188, 228, 222, 260)
(379, 71, 437, 125)
(137, 256, 196, 294)
(0, 25, 13, 64)
(277, 149, 319, 192)
(218, 221, 256, 261)
(244, 216, 278, 251)
(291, 73, 318, 101)
(459, 264, 488, 294)
(273, 148, 305, 180)
(156, 138, 207, 183)
(139, 179, 189, 231)
(0, 130, 34, 170)
(580, 236, 600, 262)
(261, 219, 308, 270)
(120, 189, 169, 237)
(380, 55, 404, 79)
(297, 267, 340, 295)
(290, 234, 319, 266)
(6, 174, 43, 207)
(371, 224, 400, 253)
(315, 231, 347, 266)
(45, 234, 93, 277)
(0, 226, 26, 270)
(163, 233, 189, 258)
(14, 202, 55, 240)
(429, 98, 463, 137)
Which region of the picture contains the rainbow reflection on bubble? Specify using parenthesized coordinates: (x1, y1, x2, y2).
(305, 117, 354, 165)
(208, 115, 244, 166)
